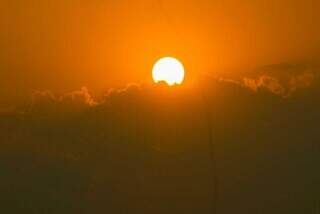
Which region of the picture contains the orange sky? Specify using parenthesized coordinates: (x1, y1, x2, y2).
(1, 0, 320, 106)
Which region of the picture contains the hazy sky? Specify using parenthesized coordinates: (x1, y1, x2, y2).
(1, 0, 320, 106)
(1, 1, 319, 212)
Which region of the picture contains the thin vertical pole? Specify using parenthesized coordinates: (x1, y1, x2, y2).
(201, 84, 218, 214)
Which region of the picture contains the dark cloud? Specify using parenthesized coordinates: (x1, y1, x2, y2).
(30, 86, 96, 108)
(62, 87, 97, 107)
(216, 62, 319, 97)
(0, 65, 319, 213)
(241, 62, 318, 97)
(243, 75, 286, 96)
(242, 71, 315, 97)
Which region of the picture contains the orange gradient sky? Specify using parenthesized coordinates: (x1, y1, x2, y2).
(1, 0, 320, 106)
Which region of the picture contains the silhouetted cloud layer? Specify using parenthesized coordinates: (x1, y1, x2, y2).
(0, 64, 319, 213)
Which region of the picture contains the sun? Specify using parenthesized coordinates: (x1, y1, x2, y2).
(152, 57, 185, 86)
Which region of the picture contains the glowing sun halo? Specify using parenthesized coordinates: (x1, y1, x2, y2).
(152, 57, 185, 86)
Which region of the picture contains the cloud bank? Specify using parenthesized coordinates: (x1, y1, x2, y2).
(0, 63, 319, 214)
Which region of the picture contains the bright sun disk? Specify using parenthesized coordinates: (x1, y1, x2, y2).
(152, 57, 185, 86)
